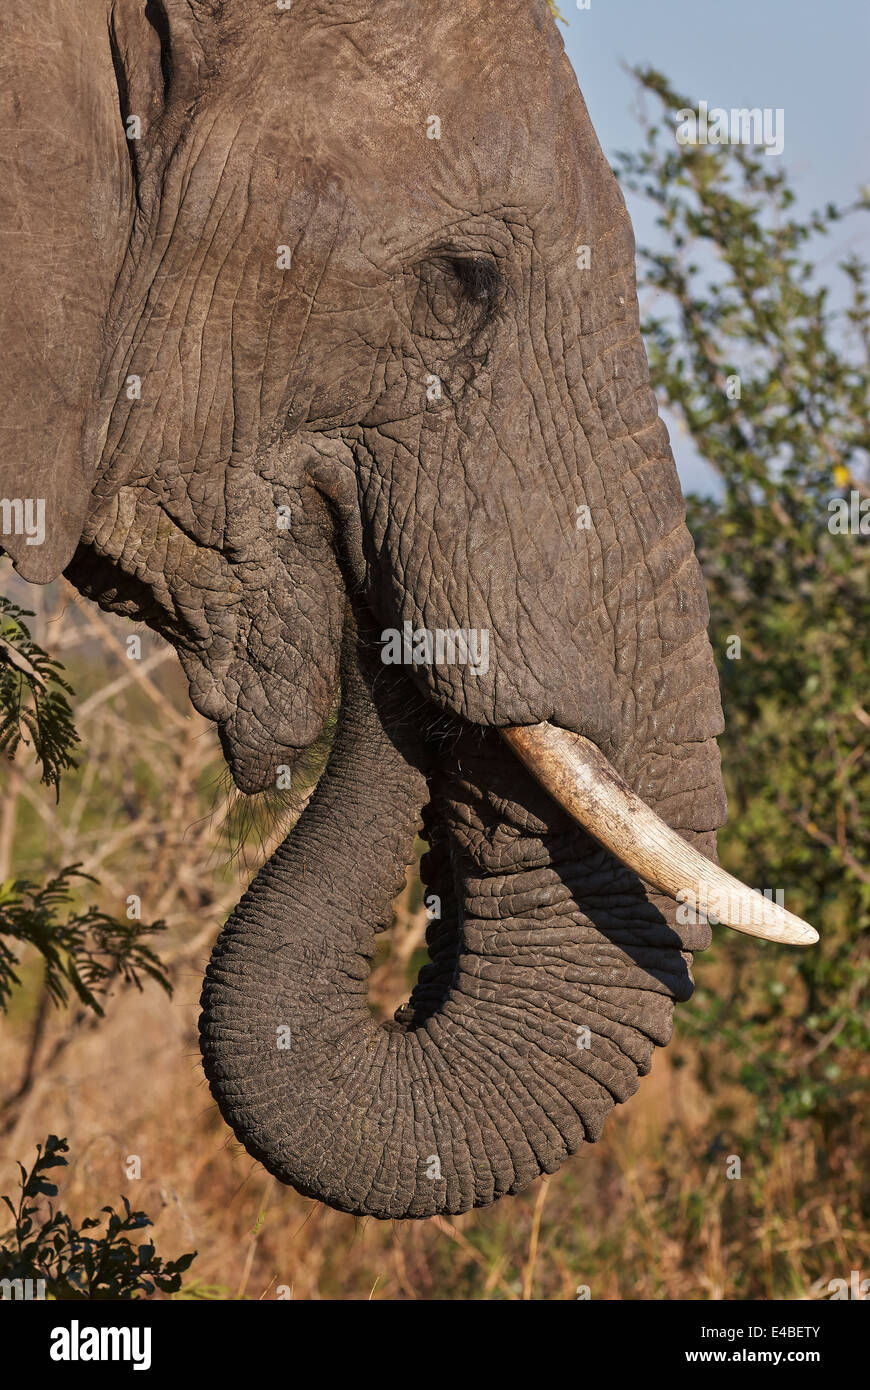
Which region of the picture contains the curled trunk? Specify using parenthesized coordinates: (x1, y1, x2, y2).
(200, 612, 711, 1218)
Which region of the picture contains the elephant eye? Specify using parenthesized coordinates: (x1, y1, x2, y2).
(409, 254, 505, 343)
(448, 256, 504, 327)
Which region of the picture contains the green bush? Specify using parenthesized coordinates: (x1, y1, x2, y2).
(0, 1136, 195, 1300)
(615, 68, 869, 1144)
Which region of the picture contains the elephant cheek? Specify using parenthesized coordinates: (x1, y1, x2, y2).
(0, 1, 133, 581)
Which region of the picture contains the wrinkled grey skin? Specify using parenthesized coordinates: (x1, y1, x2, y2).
(1, 0, 727, 1217)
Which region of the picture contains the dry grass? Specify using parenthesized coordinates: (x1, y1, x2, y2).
(1, 580, 866, 1299)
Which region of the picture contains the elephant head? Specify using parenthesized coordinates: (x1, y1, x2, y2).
(0, 0, 816, 1218)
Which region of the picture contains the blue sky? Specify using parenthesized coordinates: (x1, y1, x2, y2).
(559, 0, 870, 494)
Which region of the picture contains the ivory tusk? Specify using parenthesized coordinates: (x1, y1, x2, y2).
(501, 723, 818, 947)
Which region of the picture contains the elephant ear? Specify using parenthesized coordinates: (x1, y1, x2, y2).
(0, 0, 190, 582)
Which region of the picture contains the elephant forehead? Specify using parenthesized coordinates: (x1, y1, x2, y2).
(229, 0, 595, 259)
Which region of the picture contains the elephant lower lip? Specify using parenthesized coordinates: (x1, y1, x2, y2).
(217, 725, 308, 796)
(217, 678, 341, 797)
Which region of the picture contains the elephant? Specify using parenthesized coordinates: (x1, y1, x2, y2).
(0, 0, 817, 1220)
